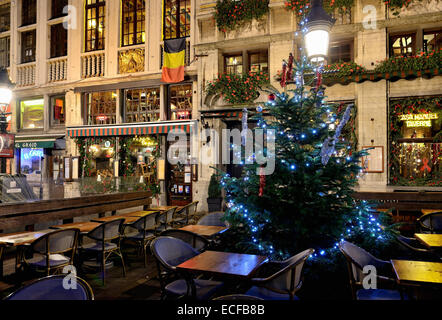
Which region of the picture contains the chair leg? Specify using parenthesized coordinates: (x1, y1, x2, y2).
(119, 249, 126, 277)
(142, 243, 147, 268)
(101, 252, 106, 286)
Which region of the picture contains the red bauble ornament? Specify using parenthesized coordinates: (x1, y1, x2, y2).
(268, 93, 275, 101)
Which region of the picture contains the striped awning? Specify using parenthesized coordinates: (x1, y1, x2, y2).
(67, 121, 195, 138)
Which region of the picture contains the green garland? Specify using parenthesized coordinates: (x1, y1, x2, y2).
(119, 137, 137, 177)
(375, 49, 442, 73)
(389, 96, 442, 186)
(284, 0, 354, 15)
(206, 71, 269, 104)
(214, 0, 269, 32)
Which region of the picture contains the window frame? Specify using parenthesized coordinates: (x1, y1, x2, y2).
(21, 0, 36, 27)
(51, 0, 68, 19)
(389, 32, 416, 58)
(168, 83, 192, 121)
(84, 91, 117, 125)
(124, 87, 161, 123)
(85, 0, 106, 52)
(163, 0, 191, 40)
(0, 36, 10, 68)
(21, 30, 36, 64)
(0, 2, 11, 33)
(327, 40, 354, 64)
(50, 23, 68, 58)
(248, 50, 269, 74)
(50, 94, 66, 127)
(224, 53, 243, 75)
(121, 0, 145, 47)
(19, 97, 45, 130)
(423, 28, 442, 53)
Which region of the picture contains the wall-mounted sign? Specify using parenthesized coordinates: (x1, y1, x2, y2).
(0, 134, 15, 158)
(399, 113, 438, 127)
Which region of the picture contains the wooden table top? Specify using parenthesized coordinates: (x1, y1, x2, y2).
(120, 210, 159, 217)
(391, 259, 442, 285)
(177, 251, 268, 279)
(421, 209, 442, 215)
(149, 206, 177, 212)
(91, 215, 140, 224)
(415, 233, 442, 249)
(51, 222, 101, 233)
(0, 230, 51, 246)
(179, 225, 228, 237)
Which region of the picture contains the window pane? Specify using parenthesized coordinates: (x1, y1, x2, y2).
(163, 0, 190, 40)
(390, 34, 415, 57)
(51, 95, 66, 126)
(0, 37, 10, 68)
(86, 91, 117, 125)
(21, 30, 36, 63)
(85, 1, 106, 51)
(51, 0, 68, 19)
(20, 98, 44, 129)
(170, 84, 192, 120)
(50, 24, 68, 58)
(125, 88, 160, 123)
(0, 3, 10, 32)
(328, 42, 352, 64)
(424, 30, 442, 53)
(22, 0, 36, 26)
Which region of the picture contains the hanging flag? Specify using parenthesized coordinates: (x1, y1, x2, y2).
(161, 38, 186, 83)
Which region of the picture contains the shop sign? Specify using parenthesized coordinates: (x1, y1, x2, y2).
(15, 141, 55, 148)
(399, 113, 438, 128)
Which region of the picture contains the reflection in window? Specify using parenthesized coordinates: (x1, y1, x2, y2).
(51, 95, 65, 126)
(50, 23, 68, 58)
(21, 30, 36, 63)
(86, 91, 117, 125)
(328, 41, 352, 64)
(390, 33, 415, 57)
(0, 37, 10, 68)
(225, 54, 243, 75)
(20, 98, 44, 129)
(424, 30, 442, 53)
(0, 2, 10, 32)
(22, 0, 36, 26)
(249, 51, 268, 73)
(121, 0, 145, 46)
(125, 88, 160, 123)
(170, 84, 192, 120)
(163, 0, 190, 40)
(85, 0, 106, 52)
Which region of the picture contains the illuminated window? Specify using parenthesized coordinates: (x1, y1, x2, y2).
(249, 51, 268, 73)
(390, 33, 416, 57)
(50, 23, 68, 58)
(224, 54, 243, 75)
(85, 0, 106, 52)
(85, 91, 117, 125)
(21, 30, 36, 63)
(163, 0, 190, 40)
(121, 0, 145, 46)
(51, 0, 68, 19)
(0, 37, 9, 68)
(0, 2, 10, 32)
(22, 0, 36, 26)
(125, 88, 160, 123)
(424, 29, 442, 53)
(169, 84, 192, 120)
(51, 95, 66, 126)
(20, 148, 44, 175)
(328, 41, 353, 64)
(20, 98, 44, 129)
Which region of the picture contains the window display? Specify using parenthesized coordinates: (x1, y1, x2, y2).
(20, 98, 44, 129)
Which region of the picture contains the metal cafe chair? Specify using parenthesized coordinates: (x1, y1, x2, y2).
(186, 201, 200, 225)
(123, 213, 159, 267)
(417, 212, 442, 234)
(197, 212, 229, 227)
(79, 219, 126, 286)
(150, 236, 223, 300)
(160, 229, 209, 252)
(4, 275, 94, 300)
(156, 206, 177, 232)
(395, 234, 441, 261)
(245, 248, 314, 300)
(171, 205, 190, 228)
(22, 228, 79, 277)
(338, 240, 405, 300)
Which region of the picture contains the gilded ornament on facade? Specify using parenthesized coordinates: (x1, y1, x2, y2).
(119, 48, 145, 74)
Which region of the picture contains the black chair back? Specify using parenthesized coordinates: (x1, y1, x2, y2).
(418, 212, 442, 233)
(197, 212, 228, 227)
(160, 229, 209, 252)
(87, 218, 124, 243)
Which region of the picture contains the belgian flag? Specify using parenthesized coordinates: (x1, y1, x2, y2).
(161, 38, 186, 83)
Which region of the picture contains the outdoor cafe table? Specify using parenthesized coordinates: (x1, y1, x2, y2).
(149, 206, 177, 212)
(91, 215, 141, 224)
(179, 225, 228, 238)
(414, 233, 442, 249)
(120, 210, 159, 217)
(177, 251, 268, 280)
(50, 222, 101, 233)
(0, 230, 52, 277)
(421, 209, 441, 215)
(391, 259, 442, 286)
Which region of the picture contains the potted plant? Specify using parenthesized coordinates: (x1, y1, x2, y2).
(207, 174, 222, 212)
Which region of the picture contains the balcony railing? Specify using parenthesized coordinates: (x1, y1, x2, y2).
(16, 63, 36, 87)
(47, 57, 68, 83)
(81, 51, 105, 78)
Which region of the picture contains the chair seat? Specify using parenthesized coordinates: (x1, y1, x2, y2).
(27, 254, 70, 268)
(156, 225, 173, 232)
(81, 242, 117, 251)
(165, 279, 223, 300)
(245, 286, 297, 301)
(125, 231, 155, 241)
(356, 289, 405, 300)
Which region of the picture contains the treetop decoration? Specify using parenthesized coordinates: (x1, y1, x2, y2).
(214, 0, 269, 32)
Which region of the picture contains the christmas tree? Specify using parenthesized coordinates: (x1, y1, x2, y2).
(217, 56, 397, 261)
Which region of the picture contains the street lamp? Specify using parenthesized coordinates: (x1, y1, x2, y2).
(0, 68, 13, 174)
(304, 0, 336, 63)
